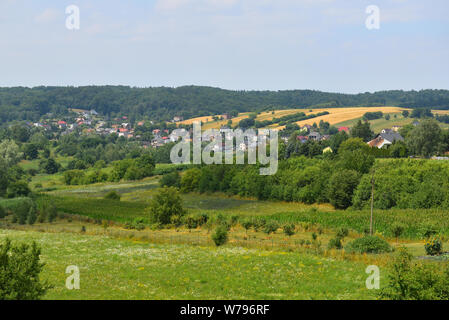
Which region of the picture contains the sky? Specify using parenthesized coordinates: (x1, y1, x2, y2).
(0, 0, 448, 93)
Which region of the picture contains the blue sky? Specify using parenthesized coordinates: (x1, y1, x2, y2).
(0, 0, 448, 93)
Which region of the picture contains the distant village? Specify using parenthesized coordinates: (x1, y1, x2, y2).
(27, 108, 416, 153)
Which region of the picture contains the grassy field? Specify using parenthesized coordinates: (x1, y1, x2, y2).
(0, 229, 378, 300)
(33, 175, 449, 241)
(335, 113, 449, 133)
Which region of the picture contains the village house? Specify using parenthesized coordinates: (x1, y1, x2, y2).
(368, 129, 404, 149)
(308, 132, 321, 141)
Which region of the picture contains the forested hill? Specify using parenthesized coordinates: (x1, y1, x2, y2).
(1, 86, 449, 124)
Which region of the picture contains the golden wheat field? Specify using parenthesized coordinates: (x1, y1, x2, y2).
(178, 107, 410, 130)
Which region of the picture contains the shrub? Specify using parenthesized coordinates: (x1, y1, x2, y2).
(216, 214, 231, 231)
(47, 204, 58, 223)
(283, 224, 296, 237)
(345, 236, 392, 254)
(336, 227, 349, 239)
(160, 171, 181, 188)
(170, 215, 183, 229)
(424, 237, 443, 256)
(147, 187, 186, 225)
(328, 236, 343, 250)
(124, 218, 146, 231)
(421, 223, 438, 239)
(27, 206, 37, 225)
(0, 239, 51, 300)
(311, 232, 318, 241)
(241, 219, 253, 232)
(104, 191, 121, 201)
(379, 248, 449, 300)
(12, 199, 35, 225)
(196, 213, 209, 226)
(212, 225, 228, 246)
(230, 215, 239, 227)
(263, 221, 279, 235)
(391, 223, 405, 241)
(253, 218, 266, 232)
(6, 181, 31, 198)
(183, 215, 199, 230)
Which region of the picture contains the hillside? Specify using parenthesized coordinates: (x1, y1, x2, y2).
(1, 86, 449, 125)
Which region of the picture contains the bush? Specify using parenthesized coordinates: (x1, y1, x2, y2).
(104, 191, 121, 201)
(336, 227, 349, 239)
(183, 215, 199, 230)
(380, 248, 449, 300)
(212, 225, 228, 246)
(241, 219, 253, 232)
(0, 239, 51, 300)
(47, 204, 58, 223)
(391, 223, 405, 241)
(283, 224, 295, 237)
(252, 218, 266, 232)
(424, 237, 443, 256)
(147, 187, 186, 225)
(27, 206, 37, 225)
(6, 181, 31, 198)
(263, 221, 279, 235)
(12, 199, 35, 225)
(328, 236, 343, 250)
(160, 171, 181, 188)
(421, 223, 438, 239)
(196, 213, 209, 226)
(345, 236, 392, 254)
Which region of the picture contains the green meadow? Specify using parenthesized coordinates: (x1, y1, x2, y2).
(0, 229, 377, 300)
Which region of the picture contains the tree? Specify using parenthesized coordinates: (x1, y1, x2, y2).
(147, 187, 186, 225)
(402, 110, 409, 118)
(389, 141, 408, 158)
(406, 119, 442, 157)
(327, 169, 360, 209)
(39, 158, 60, 174)
(22, 143, 39, 160)
(160, 171, 181, 188)
(338, 138, 375, 174)
(238, 118, 255, 129)
(350, 120, 374, 142)
(0, 159, 8, 196)
(0, 140, 23, 167)
(0, 239, 51, 300)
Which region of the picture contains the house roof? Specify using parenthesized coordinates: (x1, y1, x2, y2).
(368, 136, 386, 148)
(379, 129, 404, 143)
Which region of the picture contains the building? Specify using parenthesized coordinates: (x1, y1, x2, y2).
(368, 129, 404, 149)
(308, 132, 321, 141)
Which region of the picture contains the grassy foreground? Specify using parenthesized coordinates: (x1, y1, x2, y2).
(0, 229, 377, 300)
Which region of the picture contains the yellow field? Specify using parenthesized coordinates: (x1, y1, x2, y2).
(178, 115, 218, 125)
(276, 106, 408, 130)
(433, 110, 449, 115)
(179, 106, 411, 130)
